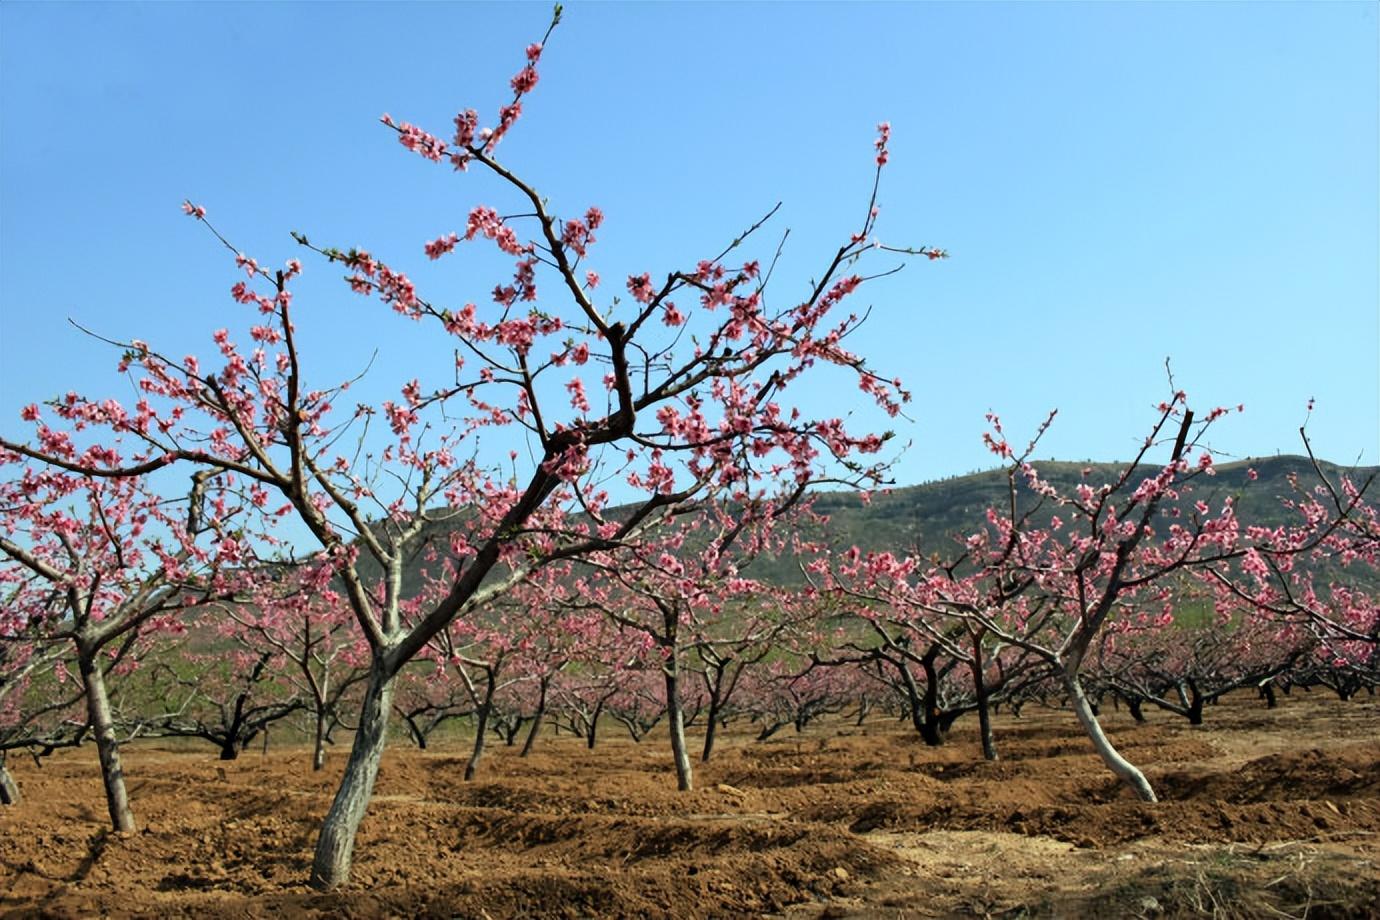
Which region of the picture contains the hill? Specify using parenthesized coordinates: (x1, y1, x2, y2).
(380, 455, 1376, 593)
(777, 454, 1374, 579)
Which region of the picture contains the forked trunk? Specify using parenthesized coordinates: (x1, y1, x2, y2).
(0, 757, 19, 806)
(1064, 669, 1157, 803)
(665, 664, 693, 792)
(309, 660, 395, 890)
(80, 652, 135, 833)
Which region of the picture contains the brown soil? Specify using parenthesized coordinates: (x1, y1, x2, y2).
(2, 691, 1377, 918)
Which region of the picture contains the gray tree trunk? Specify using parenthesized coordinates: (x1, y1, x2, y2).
(665, 663, 693, 792)
(1064, 668, 1156, 802)
(81, 653, 135, 833)
(309, 661, 396, 890)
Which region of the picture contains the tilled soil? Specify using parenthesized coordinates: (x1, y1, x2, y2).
(2, 691, 1377, 918)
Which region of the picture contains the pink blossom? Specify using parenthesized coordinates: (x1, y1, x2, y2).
(627, 273, 654, 304)
(510, 65, 539, 95)
(390, 118, 448, 162)
(425, 232, 460, 260)
(566, 378, 590, 413)
(874, 121, 891, 167)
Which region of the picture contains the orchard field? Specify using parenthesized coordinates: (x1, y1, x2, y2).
(3, 5, 1378, 918)
(3, 690, 1378, 919)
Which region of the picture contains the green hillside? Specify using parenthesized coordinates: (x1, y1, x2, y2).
(377, 455, 1376, 594)
(750, 455, 1376, 584)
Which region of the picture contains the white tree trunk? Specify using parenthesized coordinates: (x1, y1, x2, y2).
(1064, 668, 1157, 802)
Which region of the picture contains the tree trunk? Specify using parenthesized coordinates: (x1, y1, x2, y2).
(0, 757, 19, 806)
(665, 663, 693, 792)
(700, 681, 723, 763)
(971, 637, 997, 761)
(80, 652, 136, 833)
(520, 677, 548, 758)
(313, 709, 328, 771)
(1184, 680, 1204, 725)
(465, 686, 494, 782)
(919, 648, 946, 747)
(699, 709, 719, 763)
(309, 660, 396, 890)
(1259, 681, 1277, 710)
(895, 660, 931, 742)
(1127, 696, 1146, 723)
(855, 695, 871, 727)
(501, 718, 523, 746)
(586, 701, 603, 750)
(1064, 669, 1157, 802)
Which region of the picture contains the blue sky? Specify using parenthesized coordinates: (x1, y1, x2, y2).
(2, 1, 1376, 489)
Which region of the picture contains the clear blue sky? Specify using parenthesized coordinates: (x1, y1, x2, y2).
(2, 1, 1376, 488)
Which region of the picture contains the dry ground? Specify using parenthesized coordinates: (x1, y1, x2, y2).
(2, 690, 1378, 918)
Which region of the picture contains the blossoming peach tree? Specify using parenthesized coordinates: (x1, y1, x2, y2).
(0, 7, 943, 887)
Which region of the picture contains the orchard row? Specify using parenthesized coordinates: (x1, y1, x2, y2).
(1, 5, 1375, 891)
